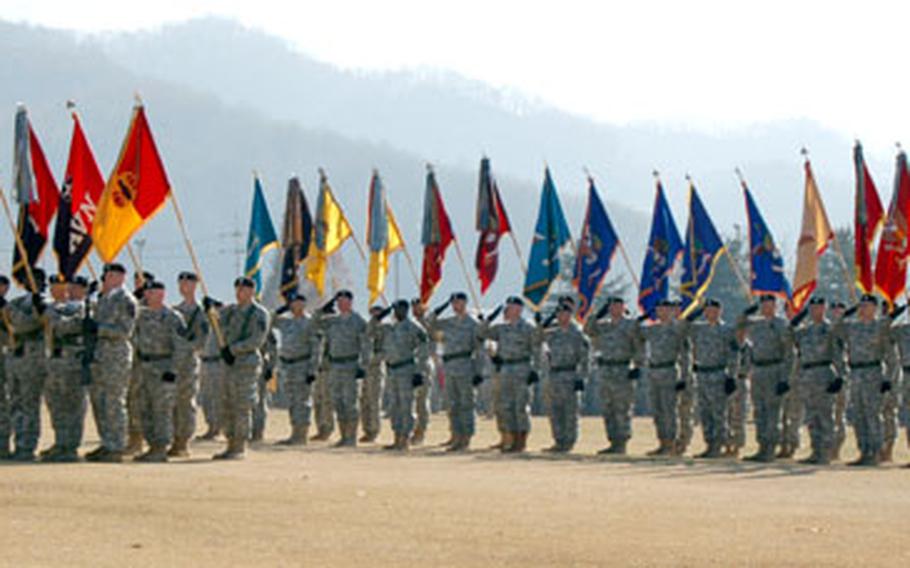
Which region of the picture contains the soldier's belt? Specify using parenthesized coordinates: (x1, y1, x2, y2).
(138, 352, 173, 362)
(597, 358, 631, 367)
(550, 364, 577, 373)
(902, 365, 910, 373)
(201, 355, 220, 363)
(693, 364, 725, 373)
(388, 358, 416, 370)
(442, 351, 473, 362)
(648, 361, 677, 370)
(500, 357, 530, 366)
(801, 360, 832, 370)
(849, 360, 881, 370)
(329, 354, 359, 364)
(752, 358, 783, 368)
(13, 329, 42, 342)
(280, 354, 312, 365)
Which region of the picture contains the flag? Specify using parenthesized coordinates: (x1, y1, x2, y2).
(366, 171, 404, 305)
(679, 183, 725, 316)
(12, 106, 59, 287)
(420, 167, 454, 304)
(53, 109, 105, 280)
(791, 157, 834, 312)
(305, 170, 353, 297)
(742, 181, 791, 300)
(523, 168, 571, 308)
(279, 176, 313, 299)
(244, 176, 279, 295)
(92, 104, 171, 262)
(474, 157, 512, 294)
(854, 141, 885, 293)
(874, 149, 910, 305)
(638, 179, 683, 318)
(573, 176, 620, 320)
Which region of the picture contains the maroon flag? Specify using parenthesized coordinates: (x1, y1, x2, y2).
(474, 157, 511, 294)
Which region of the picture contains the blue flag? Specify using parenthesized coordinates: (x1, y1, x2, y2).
(523, 168, 572, 308)
(743, 183, 791, 299)
(574, 177, 620, 320)
(679, 184, 725, 316)
(245, 176, 279, 294)
(639, 181, 683, 318)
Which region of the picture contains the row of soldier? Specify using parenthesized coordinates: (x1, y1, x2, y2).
(0, 265, 908, 467)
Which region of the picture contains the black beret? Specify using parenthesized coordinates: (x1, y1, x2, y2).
(657, 299, 675, 307)
(71, 276, 89, 287)
(606, 296, 625, 305)
(103, 263, 127, 274)
(808, 297, 826, 306)
(451, 291, 468, 301)
(146, 280, 165, 290)
(177, 271, 198, 281)
(859, 294, 878, 305)
(394, 299, 410, 310)
(704, 298, 722, 308)
(336, 289, 354, 299)
(49, 273, 68, 285)
(286, 291, 306, 303)
(758, 293, 776, 302)
(234, 276, 255, 288)
(832, 301, 847, 309)
(506, 296, 524, 306)
(557, 303, 573, 313)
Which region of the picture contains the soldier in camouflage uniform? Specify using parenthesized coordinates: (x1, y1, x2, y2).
(726, 341, 749, 458)
(41, 275, 87, 462)
(125, 272, 153, 456)
(423, 292, 483, 452)
(737, 294, 794, 462)
(0, 275, 11, 459)
(890, 303, 910, 466)
(540, 302, 589, 453)
(315, 290, 369, 447)
(361, 305, 387, 443)
(829, 301, 849, 460)
(133, 281, 186, 463)
(310, 335, 335, 441)
(683, 299, 739, 459)
(584, 296, 643, 455)
(674, 299, 697, 456)
(169, 271, 208, 457)
(197, 324, 223, 440)
(5, 268, 48, 462)
(478, 296, 541, 453)
(205, 277, 270, 460)
(252, 328, 277, 442)
(85, 263, 139, 463)
(272, 292, 320, 445)
(833, 294, 895, 466)
(639, 299, 687, 456)
(411, 299, 432, 446)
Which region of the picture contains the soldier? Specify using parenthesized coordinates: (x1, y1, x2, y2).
(0, 275, 11, 459)
(892, 304, 910, 467)
(410, 299, 433, 446)
(583, 296, 643, 455)
(423, 292, 483, 452)
(41, 274, 87, 462)
(272, 291, 320, 445)
(737, 294, 794, 462)
(361, 304, 387, 443)
(197, 317, 224, 440)
(205, 277, 270, 460)
(4, 268, 48, 461)
(133, 281, 186, 462)
(478, 296, 541, 453)
(125, 271, 154, 455)
(252, 328, 277, 442)
(85, 263, 139, 463)
(169, 271, 208, 457)
(315, 290, 369, 447)
(310, 335, 335, 441)
(672, 301, 697, 456)
(829, 301, 849, 460)
(789, 297, 843, 465)
(833, 294, 895, 466)
(684, 298, 739, 459)
(540, 302, 589, 453)
(639, 299, 687, 456)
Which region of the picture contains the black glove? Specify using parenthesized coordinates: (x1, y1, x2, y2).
(636, 313, 649, 322)
(628, 367, 641, 381)
(87, 280, 99, 295)
(412, 373, 424, 388)
(842, 304, 859, 318)
(82, 317, 99, 336)
(202, 296, 221, 311)
(674, 381, 687, 392)
(491, 354, 503, 367)
(306, 374, 316, 385)
(32, 293, 45, 315)
(890, 303, 907, 320)
(789, 308, 808, 328)
(321, 295, 338, 314)
(483, 304, 503, 322)
(527, 370, 539, 385)
(573, 379, 585, 392)
(594, 303, 610, 320)
(685, 307, 704, 322)
(161, 371, 177, 383)
(743, 303, 759, 316)
(724, 375, 737, 395)
(275, 304, 290, 315)
(775, 381, 790, 396)
(542, 312, 557, 328)
(0, 297, 6, 309)
(220, 345, 235, 366)
(355, 367, 366, 379)
(433, 299, 451, 317)
(263, 366, 273, 383)
(376, 307, 392, 321)
(826, 377, 844, 394)
(881, 380, 893, 393)
(534, 311, 543, 325)
(472, 374, 484, 386)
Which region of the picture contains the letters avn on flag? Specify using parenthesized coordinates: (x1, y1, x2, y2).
(638, 178, 682, 318)
(573, 176, 619, 320)
(475, 157, 512, 294)
(523, 168, 571, 308)
(92, 104, 171, 262)
(853, 141, 885, 294)
(420, 167, 454, 304)
(679, 182, 724, 316)
(742, 179, 790, 300)
(366, 171, 404, 305)
(306, 170, 353, 297)
(244, 175, 279, 294)
(12, 105, 59, 288)
(279, 176, 313, 299)
(874, 149, 910, 305)
(791, 156, 834, 312)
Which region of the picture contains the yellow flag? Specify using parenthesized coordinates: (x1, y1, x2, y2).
(305, 173, 352, 297)
(367, 204, 405, 305)
(791, 158, 834, 311)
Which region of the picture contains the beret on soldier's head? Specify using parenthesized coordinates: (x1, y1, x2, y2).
(286, 291, 306, 303)
(606, 296, 625, 305)
(557, 302, 573, 313)
(505, 296, 524, 307)
(557, 294, 576, 306)
(49, 273, 68, 285)
(704, 298, 722, 308)
(451, 291, 468, 301)
(657, 299, 675, 307)
(860, 293, 878, 305)
(808, 296, 826, 306)
(71, 276, 89, 287)
(759, 293, 776, 303)
(832, 301, 847, 309)
(0, 274, 9, 286)
(233, 276, 255, 289)
(103, 263, 127, 274)
(394, 299, 410, 310)
(145, 280, 165, 290)
(177, 271, 198, 282)
(336, 289, 354, 299)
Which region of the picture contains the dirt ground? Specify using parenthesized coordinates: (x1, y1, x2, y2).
(1, 410, 908, 567)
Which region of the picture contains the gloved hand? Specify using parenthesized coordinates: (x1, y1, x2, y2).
(321, 294, 338, 314)
(202, 296, 222, 311)
(220, 345, 235, 366)
(32, 293, 45, 315)
(433, 299, 451, 317)
(376, 307, 392, 321)
(306, 374, 317, 385)
(0, 297, 6, 309)
(743, 303, 759, 316)
(263, 366, 273, 383)
(275, 304, 290, 315)
(82, 317, 99, 336)
(674, 381, 687, 392)
(573, 379, 584, 392)
(534, 311, 543, 325)
(491, 354, 503, 367)
(789, 308, 808, 328)
(724, 375, 737, 395)
(412, 373, 424, 388)
(628, 367, 641, 381)
(594, 303, 610, 320)
(636, 313, 649, 322)
(826, 377, 844, 394)
(527, 370, 539, 385)
(483, 304, 504, 322)
(472, 375, 484, 386)
(355, 367, 366, 379)
(87, 280, 99, 295)
(775, 381, 790, 396)
(881, 380, 893, 393)
(161, 371, 177, 383)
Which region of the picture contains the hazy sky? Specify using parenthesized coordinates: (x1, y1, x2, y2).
(5, 0, 910, 151)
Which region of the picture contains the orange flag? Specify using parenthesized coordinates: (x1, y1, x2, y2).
(92, 104, 171, 262)
(874, 149, 910, 306)
(791, 157, 834, 312)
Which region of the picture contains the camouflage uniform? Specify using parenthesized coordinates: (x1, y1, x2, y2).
(44, 299, 87, 457)
(727, 343, 750, 453)
(375, 317, 430, 441)
(892, 322, 910, 448)
(675, 337, 696, 453)
(311, 335, 335, 439)
(198, 330, 223, 437)
(172, 300, 208, 447)
(640, 320, 686, 448)
(273, 312, 320, 439)
(317, 311, 369, 444)
(134, 305, 185, 452)
(684, 319, 738, 454)
(0, 317, 10, 456)
(424, 312, 482, 442)
(362, 318, 387, 441)
(6, 294, 47, 458)
(541, 322, 590, 451)
(583, 316, 643, 450)
(792, 317, 843, 462)
(252, 330, 277, 441)
(90, 287, 139, 455)
(479, 318, 541, 437)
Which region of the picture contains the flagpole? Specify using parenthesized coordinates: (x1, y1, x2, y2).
(616, 240, 641, 290)
(126, 242, 145, 284)
(0, 184, 39, 293)
(398, 242, 421, 293)
(451, 236, 482, 310)
(508, 232, 528, 276)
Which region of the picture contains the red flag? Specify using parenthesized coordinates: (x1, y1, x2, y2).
(854, 141, 885, 293)
(474, 157, 511, 294)
(874, 149, 910, 305)
(420, 167, 454, 304)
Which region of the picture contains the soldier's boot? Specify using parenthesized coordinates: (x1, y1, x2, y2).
(776, 442, 794, 459)
(311, 428, 333, 442)
(48, 449, 80, 463)
(278, 425, 309, 446)
(879, 440, 895, 464)
(830, 440, 844, 462)
(410, 426, 426, 447)
(510, 432, 527, 453)
(745, 444, 775, 463)
(10, 448, 35, 462)
(358, 431, 378, 443)
(95, 449, 124, 463)
(489, 431, 506, 450)
(848, 452, 879, 467)
(250, 430, 264, 443)
(167, 438, 191, 458)
(0, 444, 10, 460)
(446, 435, 467, 452)
(39, 445, 63, 459)
(333, 422, 357, 448)
(726, 445, 741, 459)
(124, 432, 144, 456)
(84, 446, 107, 461)
(196, 428, 219, 441)
(648, 439, 673, 457)
(499, 432, 515, 453)
(212, 439, 234, 460)
(600, 440, 627, 455)
(696, 443, 722, 459)
(136, 445, 169, 463)
(395, 434, 410, 452)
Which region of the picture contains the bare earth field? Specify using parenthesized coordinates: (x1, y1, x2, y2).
(1, 410, 908, 567)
